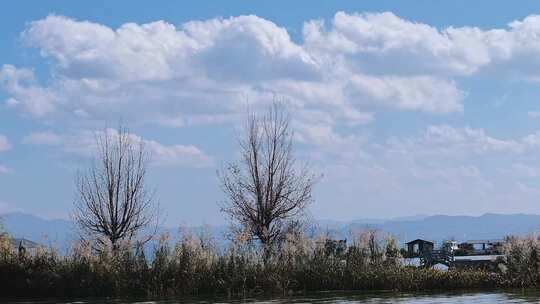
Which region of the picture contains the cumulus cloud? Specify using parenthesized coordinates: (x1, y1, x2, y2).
(144, 139, 212, 167)
(0, 65, 57, 117)
(6, 12, 540, 125)
(12, 12, 540, 125)
(303, 11, 540, 80)
(4, 12, 502, 124)
(21, 15, 318, 83)
(386, 125, 525, 158)
(3, 16, 315, 125)
(9, 12, 540, 218)
(295, 123, 371, 163)
(303, 12, 492, 76)
(346, 75, 464, 113)
(23, 129, 212, 167)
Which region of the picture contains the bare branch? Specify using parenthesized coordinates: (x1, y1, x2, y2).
(73, 125, 157, 251)
(219, 102, 317, 259)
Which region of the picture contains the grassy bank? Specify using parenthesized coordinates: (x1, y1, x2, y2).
(0, 232, 537, 299)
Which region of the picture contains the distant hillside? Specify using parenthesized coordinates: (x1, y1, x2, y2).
(2, 212, 540, 250)
(321, 213, 540, 245)
(1, 212, 76, 253)
(0, 212, 229, 252)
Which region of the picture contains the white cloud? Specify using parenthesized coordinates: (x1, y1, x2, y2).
(144, 139, 212, 167)
(5, 14, 322, 124)
(521, 130, 540, 147)
(301, 125, 540, 213)
(506, 163, 540, 178)
(303, 11, 540, 80)
(0, 65, 57, 117)
(386, 125, 524, 157)
(157, 112, 240, 128)
(0, 165, 12, 174)
(346, 75, 464, 113)
(296, 123, 371, 163)
(0, 135, 12, 174)
(10, 12, 540, 219)
(304, 125, 504, 218)
(8, 12, 540, 124)
(298, 125, 535, 207)
(22, 131, 63, 145)
(7, 12, 510, 125)
(528, 111, 540, 118)
(22, 129, 212, 167)
(22, 15, 318, 83)
(0, 135, 11, 152)
(303, 12, 491, 76)
(515, 181, 540, 196)
(297, 124, 529, 173)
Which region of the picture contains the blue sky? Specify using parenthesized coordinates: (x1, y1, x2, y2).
(3, 1, 540, 226)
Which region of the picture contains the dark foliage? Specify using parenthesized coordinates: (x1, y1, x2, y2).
(0, 231, 519, 299)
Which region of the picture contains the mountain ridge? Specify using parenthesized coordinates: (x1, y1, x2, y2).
(2, 212, 540, 250)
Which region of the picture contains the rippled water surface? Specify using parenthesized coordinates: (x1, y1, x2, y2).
(7, 291, 540, 303)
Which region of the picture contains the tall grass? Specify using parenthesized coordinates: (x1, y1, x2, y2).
(500, 235, 540, 287)
(1, 230, 536, 299)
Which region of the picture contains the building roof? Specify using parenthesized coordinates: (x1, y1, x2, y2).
(464, 239, 504, 244)
(406, 239, 434, 245)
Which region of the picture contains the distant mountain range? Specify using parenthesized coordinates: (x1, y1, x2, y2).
(322, 213, 540, 245)
(1, 212, 77, 252)
(0, 212, 230, 253)
(2, 212, 540, 251)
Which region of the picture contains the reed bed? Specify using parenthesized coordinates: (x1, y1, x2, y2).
(0, 231, 537, 298)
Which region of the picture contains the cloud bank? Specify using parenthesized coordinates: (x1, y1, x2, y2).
(5, 12, 540, 219)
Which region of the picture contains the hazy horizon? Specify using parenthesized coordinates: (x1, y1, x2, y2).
(3, 210, 540, 229)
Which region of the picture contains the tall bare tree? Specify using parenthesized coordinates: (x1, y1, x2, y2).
(74, 127, 156, 250)
(219, 103, 317, 258)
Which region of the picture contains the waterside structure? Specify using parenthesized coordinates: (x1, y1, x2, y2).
(404, 238, 504, 269)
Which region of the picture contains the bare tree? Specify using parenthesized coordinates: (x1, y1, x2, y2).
(73, 126, 156, 251)
(219, 103, 317, 259)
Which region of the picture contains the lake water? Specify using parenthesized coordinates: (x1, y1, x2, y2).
(7, 291, 540, 304)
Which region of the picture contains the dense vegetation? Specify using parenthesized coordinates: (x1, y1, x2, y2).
(2, 230, 539, 299)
